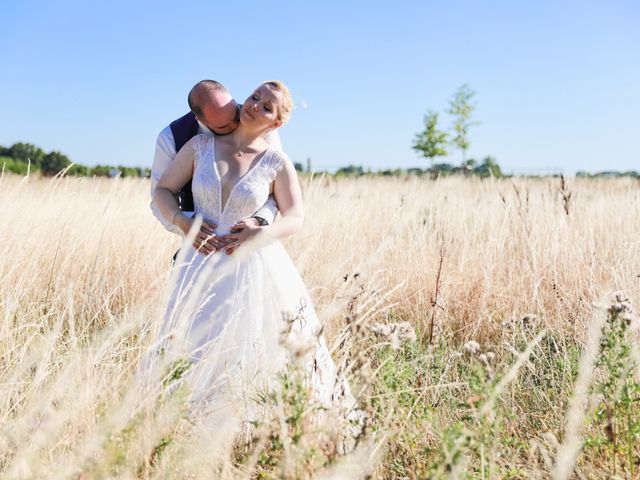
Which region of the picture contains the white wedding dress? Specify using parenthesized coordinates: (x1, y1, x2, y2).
(146, 134, 356, 424)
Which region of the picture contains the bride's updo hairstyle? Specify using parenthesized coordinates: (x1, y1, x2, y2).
(263, 80, 293, 125)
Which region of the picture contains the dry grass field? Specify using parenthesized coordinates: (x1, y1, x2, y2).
(1, 172, 640, 479)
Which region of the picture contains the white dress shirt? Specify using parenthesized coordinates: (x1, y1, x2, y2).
(150, 118, 282, 235)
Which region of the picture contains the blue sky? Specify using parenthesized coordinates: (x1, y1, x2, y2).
(1, 0, 638, 174)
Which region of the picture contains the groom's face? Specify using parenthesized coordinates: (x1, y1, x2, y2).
(198, 97, 240, 135)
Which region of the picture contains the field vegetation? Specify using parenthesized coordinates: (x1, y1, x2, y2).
(1, 172, 639, 479)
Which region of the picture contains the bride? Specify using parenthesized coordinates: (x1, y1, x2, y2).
(150, 80, 356, 425)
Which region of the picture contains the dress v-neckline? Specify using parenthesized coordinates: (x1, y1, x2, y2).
(211, 139, 271, 216)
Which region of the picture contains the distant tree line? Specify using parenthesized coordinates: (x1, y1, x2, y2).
(296, 163, 639, 178)
(0, 142, 150, 178)
(6, 142, 636, 181)
(576, 170, 640, 178)
(324, 156, 502, 178)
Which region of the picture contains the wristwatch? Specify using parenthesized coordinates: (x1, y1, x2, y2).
(251, 216, 269, 226)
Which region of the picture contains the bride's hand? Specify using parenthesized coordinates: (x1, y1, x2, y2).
(193, 220, 226, 255)
(221, 219, 263, 255)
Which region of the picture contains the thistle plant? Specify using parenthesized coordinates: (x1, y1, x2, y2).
(585, 292, 640, 476)
(428, 340, 501, 478)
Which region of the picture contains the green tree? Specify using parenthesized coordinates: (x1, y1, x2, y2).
(118, 166, 144, 178)
(41, 151, 71, 175)
(68, 164, 90, 176)
(10, 142, 46, 168)
(336, 164, 364, 176)
(473, 156, 503, 178)
(407, 167, 425, 176)
(1, 156, 30, 175)
(447, 84, 478, 166)
(412, 110, 449, 165)
(429, 162, 456, 176)
(91, 165, 111, 177)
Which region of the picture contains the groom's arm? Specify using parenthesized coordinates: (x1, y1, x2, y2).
(150, 126, 184, 235)
(251, 195, 278, 225)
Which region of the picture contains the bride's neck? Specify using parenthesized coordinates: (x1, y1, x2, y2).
(231, 124, 268, 151)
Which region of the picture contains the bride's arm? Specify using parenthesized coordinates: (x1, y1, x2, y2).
(263, 159, 304, 239)
(153, 138, 197, 236)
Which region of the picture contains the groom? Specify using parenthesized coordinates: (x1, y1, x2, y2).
(150, 80, 280, 253)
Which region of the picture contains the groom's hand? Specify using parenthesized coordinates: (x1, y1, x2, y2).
(193, 220, 226, 255)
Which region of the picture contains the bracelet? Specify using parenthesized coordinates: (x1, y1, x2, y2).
(171, 209, 182, 225)
(251, 216, 269, 227)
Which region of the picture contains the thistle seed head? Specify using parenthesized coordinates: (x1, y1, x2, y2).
(463, 340, 481, 356)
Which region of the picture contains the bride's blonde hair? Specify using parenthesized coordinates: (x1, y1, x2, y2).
(263, 80, 293, 125)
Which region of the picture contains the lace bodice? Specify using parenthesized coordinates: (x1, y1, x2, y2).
(190, 134, 287, 234)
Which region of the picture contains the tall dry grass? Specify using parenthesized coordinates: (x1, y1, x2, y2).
(1, 172, 640, 478)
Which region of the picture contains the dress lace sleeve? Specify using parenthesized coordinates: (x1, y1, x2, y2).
(263, 149, 290, 182)
(189, 134, 211, 170)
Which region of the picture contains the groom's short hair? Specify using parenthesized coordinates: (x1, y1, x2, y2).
(188, 80, 228, 118)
